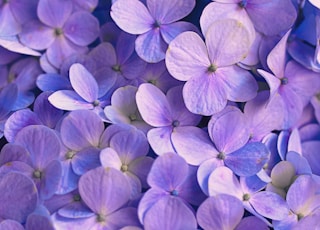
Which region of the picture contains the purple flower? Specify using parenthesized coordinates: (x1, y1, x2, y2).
(138, 153, 204, 229)
(166, 19, 258, 115)
(172, 106, 269, 194)
(136, 83, 201, 155)
(52, 167, 141, 229)
(110, 0, 197, 63)
(104, 86, 152, 134)
(100, 127, 153, 199)
(19, 0, 99, 68)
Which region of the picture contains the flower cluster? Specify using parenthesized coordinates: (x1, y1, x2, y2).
(0, 0, 320, 229)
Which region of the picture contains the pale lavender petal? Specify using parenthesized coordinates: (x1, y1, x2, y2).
(135, 29, 167, 63)
(200, 2, 255, 43)
(0, 172, 38, 223)
(206, 19, 250, 67)
(225, 142, 270, 177)
(46, 36, 88, 68)
(51, 214, 96, 230)
(143, 196, 197, 230)
(171, 126, 218, 165)
(250, 191, 289, 220)
(286, 151, 312, 175)
(14, 125, 60, 169)
(136, 83, 172, 126)
(147, 0, 195, 24)
(208, 166, 243, 199)
(0, 4, 21, 36)
(48, 90, 94, 111)
(124, 172, 142, 199)
(60, 110, 104, 150)
(147, 152, 188, 191)
(110, 0, 153, 34)
(160, 21, 198, 44)
(0, 220, 24, 230)
(109, 129, 149, 162)
(197, 158, 224, 195)
(79, 167, 130, 214)
(257, 69, 281, 100)
(72, 147, 101, 175)
(37, 0, 72, 28)
(240, 175, 267, 195)
(267, 30, 290, 78)
(183, 73, 227, 116)
(137, 188, 167, 223)
(147, 127, 175, 155)
(0, 35, 41, 56)
(209, 108, 249, 154)
(277, 130, 290, 161)
(197, 195, 244, 230)
(69, 63, 98, 103)
(25, 213, 55, 230)
(19, 20, 54, 50)
(218, 65, 258, 102)
(166, 31, 210, 81)
(287, 129, 302, 154)
(64, 12, 99, 46)
(100, 147, 122, 170)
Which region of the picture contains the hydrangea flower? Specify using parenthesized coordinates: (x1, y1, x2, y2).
(19, 0, 99, 68)
(52, 167, 141, 229)
(166, 19, 258, 115)
(111, 0, 197, 63)
(136, 83, 201, 155)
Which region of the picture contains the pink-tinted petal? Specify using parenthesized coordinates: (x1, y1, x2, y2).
(48, 90, 94, 111)
(100, 147, 122, 170)
(147, 0, 195, 24)
(200, 2, 255, 43)
(197, 195, 244, 230)
(135, 29, 167, 63)
(19, 21, 55, 50)
(143, 196, 197, 230)
(209, 108, 249, 154)
(64, 12, 99, 46)
(218, 65, 258, 102)
(171, 126, 218, 165)
(183, 73, 227, 115)
(206, 19, 250, 67)
(37, 0, 72, 28)
(166, 31, 210, 81)
(208, 166, 243, 199)
(147, 127, 175, 155)
(69, 64, 98, 103)
(110, 0, 153, 34)
(79, 167, 131, 214)
(136, 83, 172, 126)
